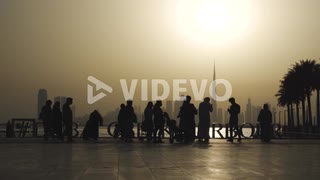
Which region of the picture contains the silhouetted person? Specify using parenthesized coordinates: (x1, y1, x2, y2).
(142, 101, 154, 143)
(39, 100, 53, 141)
(178, 95, 197, 143)
(153, 100, 165, 143)
(82, 110, 103, 140)
(258, 104, 272, 142)
(198, 97, 213, 144)
(122, 100, 136, 142)
(53, 102, 63, 140)
(63, 97, 74, 143)
(227, 97, 242, 142)
(117, 104, 126, 139)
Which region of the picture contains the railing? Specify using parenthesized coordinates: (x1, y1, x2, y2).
(11, 119, 37, 137)
(2, 119, 320, 139)
(107, 122, 284, 140)
(5, 119, 79, 138)
(0, 123, 6, 137)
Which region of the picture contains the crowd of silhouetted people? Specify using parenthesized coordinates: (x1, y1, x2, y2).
(116, 96, 272, 144)
(38, 97, 75, 143)
(36, 95, 273, 144)
(116, 96, 201, 144)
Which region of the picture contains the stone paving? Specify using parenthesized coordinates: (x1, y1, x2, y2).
(0, 138, 320, 180)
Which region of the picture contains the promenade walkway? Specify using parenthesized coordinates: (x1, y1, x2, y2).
(0, 139, 320, 180)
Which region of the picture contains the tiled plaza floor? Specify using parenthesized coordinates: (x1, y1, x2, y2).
(0, 138, 320, 180)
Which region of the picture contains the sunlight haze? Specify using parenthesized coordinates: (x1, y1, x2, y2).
(1, 0, 320, 121)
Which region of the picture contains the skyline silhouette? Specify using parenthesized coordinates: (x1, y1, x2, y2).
(1, 0, 320, 123)
(2, 1, 320, 179)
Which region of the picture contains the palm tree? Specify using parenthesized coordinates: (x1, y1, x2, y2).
(276, 87, 291, 127)
(276, 79, 294, 128)
(298, 59, 316, 126)
(282, 69, 301, 127)
(291, 59, 316, 127)
(290, 62, 305, 127)
(312, 63, 320, 128)
(277, 59, 318, 131)
(286, 67, 301, 127)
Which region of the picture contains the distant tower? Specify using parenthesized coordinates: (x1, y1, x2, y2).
(245, 98, 252, 123)
(37, 89, 48, 117)
(212, 60, 218, 122)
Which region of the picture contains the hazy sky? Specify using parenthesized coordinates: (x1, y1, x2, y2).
(1, 0, 320, 122)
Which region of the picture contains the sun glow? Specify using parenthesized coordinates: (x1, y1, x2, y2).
(175, 0, 252, 46)
(196, 1, 231, 33)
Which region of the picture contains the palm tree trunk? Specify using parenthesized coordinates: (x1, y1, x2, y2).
(296, 103, 300, 127)
(287, 104, 291, 128)
(307, 92, 312, 126)
(290, 104, 295, 127)
(317, 89, 320, 128)
(302, 99, 306, 127)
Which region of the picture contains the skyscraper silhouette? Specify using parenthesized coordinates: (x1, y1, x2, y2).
(245, 98, 252, 124)
(37, 89, 48, 117)
(211, 61, 218, 122)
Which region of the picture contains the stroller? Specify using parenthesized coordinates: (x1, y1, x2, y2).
(163, 112, 184, 143)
